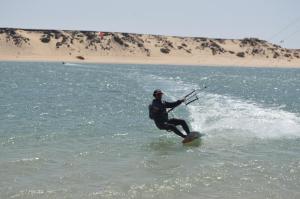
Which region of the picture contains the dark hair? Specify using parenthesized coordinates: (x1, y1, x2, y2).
(153, 89, 163, 97)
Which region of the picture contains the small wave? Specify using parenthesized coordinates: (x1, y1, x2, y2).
(189, 93, 300, 139)
(13, 157, 41, 163)
(9, 189, 67, 198)
(62, 62, 101, 70)
(63, 63, 82, 66)
(112, 133, 129, 137)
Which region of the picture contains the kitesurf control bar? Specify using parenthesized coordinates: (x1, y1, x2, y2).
(167, 86, 207, 113)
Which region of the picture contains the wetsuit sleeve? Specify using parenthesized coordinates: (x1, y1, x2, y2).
(164, 100, 182, 108)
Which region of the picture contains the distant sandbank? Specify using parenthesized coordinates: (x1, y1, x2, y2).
(1, 28, 299, 68)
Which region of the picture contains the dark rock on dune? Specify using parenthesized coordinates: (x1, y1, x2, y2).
(178, 46, 183, 50)
(144, 48, 151, 56)
(1, 28, 18, 34)
(198, 41, 225, 55)
(228, 51, 235, 54)
(54, 34, 70, 48)
(215, 39, 226, 44)
(193, 37, 207, 42)
(273, 52, 280, 59)
(120, 33, 145, 49)
(76, 55, 85, 60)
(209, 41, 225, 55)
(1, 28, 30, 46)
(182, 43, 187, 47)
(251, 48, 265, 56)
(284, 53, 291, 58)
(192, 38, 200, 42)
(54, 31, 63, 39)
(294, 53, 300, 58)
(40, 35, 51, 43)
(211, 48, 217, 55)
(62, 35, 69, 44)
(210, 41, 221, 49)
(137, 43, 144, 48)
(160, 48, 170, 54)
(122, 34, 136, 44)
(268, 47, 275, 52)
(40, 37, 50, 43)
(201, 42, 209, 48)
(71, 31, 80, 37)
(273, 44, 281, 48)
(113, 35, 124, 45)
(56, 42, 62, 48)
(42, 30, 54, 38)
(119, 33, 150, 51)
(199, 41, 224, 51)
(251, 48, 260, 55)
(8, 29, 16, 36)
(165, 40, 174, 48)
(240, 38, 266, 47)
(113, 35, 129, 47)
(82, 31, 97, 40)
(236, 52, 245, 58)
(83, 31, 102, 50)
(122, 33, 130, 37)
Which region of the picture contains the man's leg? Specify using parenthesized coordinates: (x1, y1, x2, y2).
(155, 121, 186, 138)
(168, 118, 191, 135)
(165, 123, 186, 138)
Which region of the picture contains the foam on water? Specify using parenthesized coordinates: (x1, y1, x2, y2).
(142, 73, 300, 140)
(189, 93, 300, 139)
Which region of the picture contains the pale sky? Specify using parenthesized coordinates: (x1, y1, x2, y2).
(1, 0, 300, 48)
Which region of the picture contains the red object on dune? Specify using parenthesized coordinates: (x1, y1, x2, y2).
(99, 32, 104, 40)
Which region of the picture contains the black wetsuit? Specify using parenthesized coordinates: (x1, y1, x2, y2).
(151, 99, 191, 138)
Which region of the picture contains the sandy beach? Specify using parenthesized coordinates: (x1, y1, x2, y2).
(1, 28, 300, 67)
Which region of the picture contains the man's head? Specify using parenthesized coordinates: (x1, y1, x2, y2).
(153, 89, 163, 100)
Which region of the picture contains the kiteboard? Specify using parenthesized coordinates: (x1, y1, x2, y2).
(182, 131, 203, 144)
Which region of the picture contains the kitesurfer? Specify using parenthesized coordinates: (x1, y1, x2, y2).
(149, 89, 191, 138)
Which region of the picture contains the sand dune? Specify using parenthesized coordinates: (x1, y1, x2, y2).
(0, 28, 299, 67)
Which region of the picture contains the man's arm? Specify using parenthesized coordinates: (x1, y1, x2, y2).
(164, 100, 183, 109)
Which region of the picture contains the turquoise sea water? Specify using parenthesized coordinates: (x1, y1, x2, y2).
(0, 62, 300, 199)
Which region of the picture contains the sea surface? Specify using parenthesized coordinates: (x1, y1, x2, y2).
(0, 62, 300, 199)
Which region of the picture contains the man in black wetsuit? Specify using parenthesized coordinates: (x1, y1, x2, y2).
(150, 89, 191, 138)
